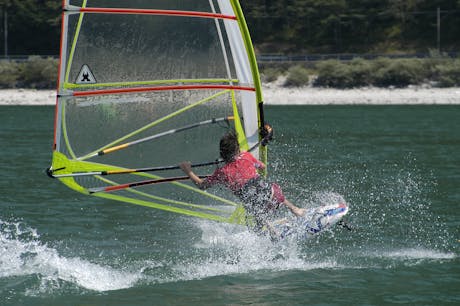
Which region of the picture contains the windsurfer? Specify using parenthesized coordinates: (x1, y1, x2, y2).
(180, 131, 305, 232)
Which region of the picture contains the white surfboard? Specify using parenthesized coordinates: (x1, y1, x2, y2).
(268, 201, 349, 240)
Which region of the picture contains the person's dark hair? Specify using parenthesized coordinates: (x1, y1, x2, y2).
(219, 131, 239, 162)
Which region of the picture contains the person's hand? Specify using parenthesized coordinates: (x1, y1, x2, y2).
(261, 123, 273, 146)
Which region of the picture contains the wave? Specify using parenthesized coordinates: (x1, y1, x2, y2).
(163, 219, 342, 281)
(1, 214, 456, 295)
(0, 220, 141, 294)
(164, 215, 457, 282)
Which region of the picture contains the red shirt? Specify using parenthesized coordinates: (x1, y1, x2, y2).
(205, 151, 265, 192)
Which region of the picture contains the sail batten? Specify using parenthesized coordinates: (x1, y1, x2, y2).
(49, 0, 266, 225)
(64, 78, 240, 90)
(72, 85, 255, 97)
(74, 7, 237, 20)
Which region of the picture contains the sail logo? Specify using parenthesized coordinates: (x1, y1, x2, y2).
(76, 64, 97, 84)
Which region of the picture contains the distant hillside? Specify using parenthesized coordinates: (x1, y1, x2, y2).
(1, 0, 459, 55)
(241, 0, 460, 54)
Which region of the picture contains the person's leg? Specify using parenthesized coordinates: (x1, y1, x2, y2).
(271, 183, 305, 217)
(283, 199, 306, 217)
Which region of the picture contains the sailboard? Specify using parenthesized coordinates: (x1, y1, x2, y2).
(268, 201, 349, 240)
(48, 0, 267, 225)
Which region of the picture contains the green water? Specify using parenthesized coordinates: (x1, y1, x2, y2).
(1, 105, 459, 305)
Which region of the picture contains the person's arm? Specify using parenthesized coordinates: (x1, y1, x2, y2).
(180, 161, 211, 189)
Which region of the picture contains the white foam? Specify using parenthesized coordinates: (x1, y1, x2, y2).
(0, 220, 141, 293)
(307, 191, 346, 208)
(384, 248, 456, 260)
(359, 247, 457, 264)
(170, 219, 341, 281)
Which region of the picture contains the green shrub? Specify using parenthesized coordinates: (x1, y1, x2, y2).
(347, 58, 374, 87)
(435, 59, 460, 87)
(312, 57, 460, 88)
(313, 60, 353, 88)
(373, 58, 426, 87)
(284, 65, 310, 87)
(4, 56, 459, 89)
(18, 56, 58, 89)
(260, 67, 282, 83)
(0, 60, 19, 88)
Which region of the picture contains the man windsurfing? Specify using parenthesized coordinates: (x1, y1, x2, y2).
(180, 130, 305, 232)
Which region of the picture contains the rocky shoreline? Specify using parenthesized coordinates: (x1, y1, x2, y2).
(1, 86, 459, 105)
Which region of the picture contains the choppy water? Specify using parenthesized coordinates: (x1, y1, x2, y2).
(1, 105, 459, 305)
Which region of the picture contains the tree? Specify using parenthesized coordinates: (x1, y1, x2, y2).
(1, 0, 459, 55)
(1, 0, 60, 55)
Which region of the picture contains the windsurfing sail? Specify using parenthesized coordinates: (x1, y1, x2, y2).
(48, 0, 267, 224)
